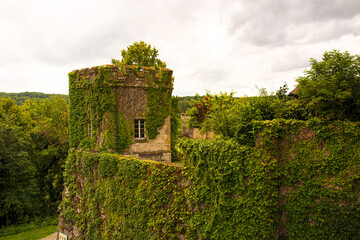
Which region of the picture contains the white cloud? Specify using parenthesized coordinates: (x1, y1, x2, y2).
(1, 0, 360, 96)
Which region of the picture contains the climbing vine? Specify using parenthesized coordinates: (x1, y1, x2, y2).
(61, 119, 360, 239)
(68, 66, 133, 152)
(144, 68, 173, 139)
(60, 150, 187, 239)
(69, 65, 173, 151)
(170, 96, 182, 161)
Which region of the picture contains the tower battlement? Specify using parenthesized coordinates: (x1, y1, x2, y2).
(69, 65, 173, 89)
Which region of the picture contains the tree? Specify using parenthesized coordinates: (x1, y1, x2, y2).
(21, 97, 69, 216)
(185, 92, 213, 129)
(0, 98, 39, 226)
(296, 50, 360, 121)
(185, 90, 284, 146)
(276, 83, 289, 101)
(112, 41, 167, 70)
(0, 97, 70, 227)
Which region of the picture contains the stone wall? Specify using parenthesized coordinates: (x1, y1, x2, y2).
(125, 116, 171, 162)
(181, 116, 216, 140)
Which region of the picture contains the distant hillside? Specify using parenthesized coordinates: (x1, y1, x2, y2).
(0, 92, 69, 105)
(1, 91, 195, 110)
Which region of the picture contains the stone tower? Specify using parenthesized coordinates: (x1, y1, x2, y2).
(68, 64, 173, 162)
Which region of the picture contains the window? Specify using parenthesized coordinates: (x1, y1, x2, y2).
(134, 119, 145, 139)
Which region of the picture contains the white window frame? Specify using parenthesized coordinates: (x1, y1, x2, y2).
(134, 119, 146, 139)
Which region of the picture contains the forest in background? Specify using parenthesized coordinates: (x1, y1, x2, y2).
(0, 92, 69, 105)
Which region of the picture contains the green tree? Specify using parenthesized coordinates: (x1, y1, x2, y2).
(185, 92, 213, 129)
(207, 92, 281, 146)
(178, 96, 199, 114)
(296, 50, 360, 121)
(112, 41, 167, 70)
(0, 98, 39, 226)
(185, 90, 284, 146)
(276, 83, 289, 101)
(0, 97, 70, 227)
(21, 97, 69, 216)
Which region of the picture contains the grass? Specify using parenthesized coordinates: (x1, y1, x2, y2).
(0, 225, 57, 240)
(0, 215, 58, 240)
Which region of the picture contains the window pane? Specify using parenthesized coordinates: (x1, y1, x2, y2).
(134, 119, 145, 139)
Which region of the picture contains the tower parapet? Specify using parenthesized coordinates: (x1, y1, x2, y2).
(69, 65, 173, 89)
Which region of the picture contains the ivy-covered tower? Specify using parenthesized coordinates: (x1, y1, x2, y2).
(68, 64, 173, 162)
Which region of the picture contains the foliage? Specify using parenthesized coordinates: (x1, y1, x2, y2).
(170, 96, 182, 161)
(0, 92, 69, 105)
(184, 50, 359, 145)
(178, 96, 199, 114)
(276, 83, 289, 101)
(179, 138, 280, 239)
(144, 70, 173, 139)
(296, 50, 360, 121)
(185, 92, 213, 129)
(0, 97, 69, 227)
(186, 91, 284, 146)
(0, 98, 39, 226)
(255, 119, 360, 239)
(116, 114, 133, 153)
(69, 66, 133, 151)
(60, 151, 187, 239)
(61, 115, 360, 240)
(112, 41, 167, 71)
(21, 97, 69, 216)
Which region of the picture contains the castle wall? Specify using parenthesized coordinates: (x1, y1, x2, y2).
(60, 120, 360, 239)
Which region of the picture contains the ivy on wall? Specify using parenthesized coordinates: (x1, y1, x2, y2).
(61, 119, 360, 239)
(68, 71, 87, 149)
(60, 150, 187, 239)
(170, 96, 182, 161)
(179, 138, 279, 239)
(277, 120, 360, 239)
(69, 65, 173, 152)
(69, 66, 134, 152)
(253, 119, 360, 239)
(144, 69, 173, 139)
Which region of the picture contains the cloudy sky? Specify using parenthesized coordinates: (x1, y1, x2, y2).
(1, 0, 360, 97)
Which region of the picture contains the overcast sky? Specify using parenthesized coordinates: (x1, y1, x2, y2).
(1, 0, 360, 97)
